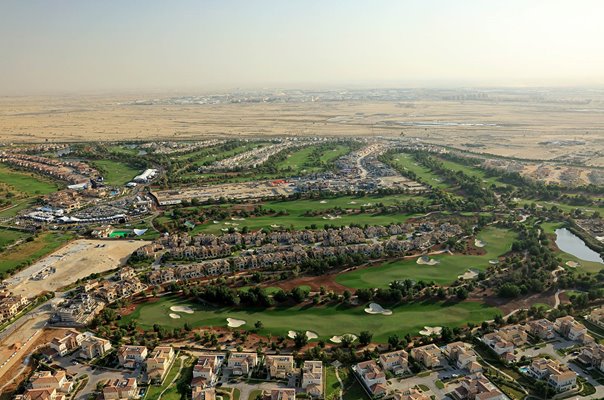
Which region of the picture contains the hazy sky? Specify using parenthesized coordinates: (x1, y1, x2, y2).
(2, 0, 604, 94)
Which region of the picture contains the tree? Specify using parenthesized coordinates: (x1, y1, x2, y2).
(359, 331, 373, 346)
(456, 287, 468, 300)
(340, 334, 354, 348)
(388, 334, 400, 350)
(255, 320, 264, 329)
(293, 331, 308, 349)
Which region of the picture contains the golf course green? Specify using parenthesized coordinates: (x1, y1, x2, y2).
(335, 227, 516, 287)
(121, 295, 499, 342)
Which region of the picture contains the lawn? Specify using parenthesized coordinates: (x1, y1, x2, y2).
(121, 295, 499, 343)
(0, 164, 59, 196)
(92, 159, 140, 186)
(338, 367, 369, 400)
(275, 146, 318, 174)
(191, 194, 430, 234)
(388, 153, 451, 189)
(0, 232, 73, 276)
(0, 228, 29, 250)
(145, 356, 184, 400)
(336, 227, 516, 288)
(436, 157, 504, 187)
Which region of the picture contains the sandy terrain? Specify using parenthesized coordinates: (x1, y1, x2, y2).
(5, 239, 149, 298)
(1, 94, 603, 166)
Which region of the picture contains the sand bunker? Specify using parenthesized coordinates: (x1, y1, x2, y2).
(348, 201, 357, 205)
(416, 256, 439, 266)
(330, 334, 358, 343)
(419, 326, 443, 336)
(227, 318, 246, 328)
(170, 306, 194, 314)
(458, 269, 479, 280)
(474, 239, 486, 248)
(364, 303, 393, 316)
(319, 200, 327, 204)
(270, 224, 281, 228)
(566, 261, 579, 268)
(488, 259, 499, 265)
(169, 313, 181, 319)
(288, 330, 319, 340)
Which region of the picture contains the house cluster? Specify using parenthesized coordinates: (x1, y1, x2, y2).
(354, 349, 411, 398)
(14, 370, 74, 400)
(201, 140, 302, 172)
(0, 152, 98, 184)
(48, 330, 111, 360)
(481, 324, 529, 364)
(144, 223, 462, 285)
(191, 353, 223, 400)
(140, 139, 225, 155)
(54, 268, 145, 324)
(0, 290, 29, 324)
(587, 306, 604, 329)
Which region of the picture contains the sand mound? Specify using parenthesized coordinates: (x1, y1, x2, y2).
(288, 330, 319, 340)
(458, 269, 478, 280)
(416, 256, 439, 266)
(364, 302, 393, 316)
(227, 318, 246, 327)
(474, 239, 486, 248)
(169, 313, 181, 319)
(330, 334, 358, 343)
(170, 306, 194, 314)
(565, 261, 579, 268)
(419, 326, 443, 336)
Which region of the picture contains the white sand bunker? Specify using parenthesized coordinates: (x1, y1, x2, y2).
(287, 330, 318, 340)
(170, 306, 194, 314)
(319, 200, 327, 204)
(169, 313, 181, 319)
(348, 201, 357, 204)
(364, 303, 393, 316)
(416, 256, 439, 266)
(474, 239, 486, 248)
(458, 269, 478, 280)
(330, 334, 358, 343)
(270, 224, 281, 228)
(227, 318, 246, 328)
(488, 259, 499, 265)
(566, 261, 579, 268)
(419, 326, 443, 336)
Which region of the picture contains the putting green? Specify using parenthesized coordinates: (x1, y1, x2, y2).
(122, 295, 499, 342)
(336, 227, 516, 288)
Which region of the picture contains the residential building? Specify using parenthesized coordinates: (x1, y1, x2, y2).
(192, 387, 216, 400)
(30, 370, 73, 393)
(146, 346, 175, 382)
(354, 360, 387, 398)
(117, 345, 148, 369)
(301, 360, 323, 397)
(103, 378, 138, 400)
(444, 342, 482, 373)
(266, 355, 295, 379)
(528, 358, 577, 392)
(587, 307, 604, 329)
(266, 389, 296, 400)
(451, 373, 507, 400)
(193, 354, 222, 386)
(79, 334, 112, 359)
(410, 344, 442, 369)
(393, 388, 430, 400)
(555, 316, 593, 343)
(378, 350, 409, 376)
(49, 330, 84, 357)
(527, 319, 556, 340)
(227, 352, 258, 376)
(578, 343, 604, 372)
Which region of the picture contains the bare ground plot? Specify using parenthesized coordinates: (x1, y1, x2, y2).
(1, 96, 603, 166)
(5, 239, 149, 298)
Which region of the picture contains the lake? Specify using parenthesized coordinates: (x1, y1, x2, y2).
(555, 228, 604, 264)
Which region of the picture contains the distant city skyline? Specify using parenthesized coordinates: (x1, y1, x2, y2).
(2, 0, 604, 95)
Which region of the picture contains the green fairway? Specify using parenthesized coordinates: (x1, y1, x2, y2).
(0, 229, 29, 250)
(0, 165, 59, 196)
(0, 232, 73, 276)
(190, 194, 430, 234)
(436, 157, 504, 187)
(121, 295, 499, 342)
(388, 153, 451, 189)
(92, 159, 140, 186)
(336, 227, 516, 288)
(275, 144, 353, 175)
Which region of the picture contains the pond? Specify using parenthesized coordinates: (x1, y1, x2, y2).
(555, 228, 604, 264)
